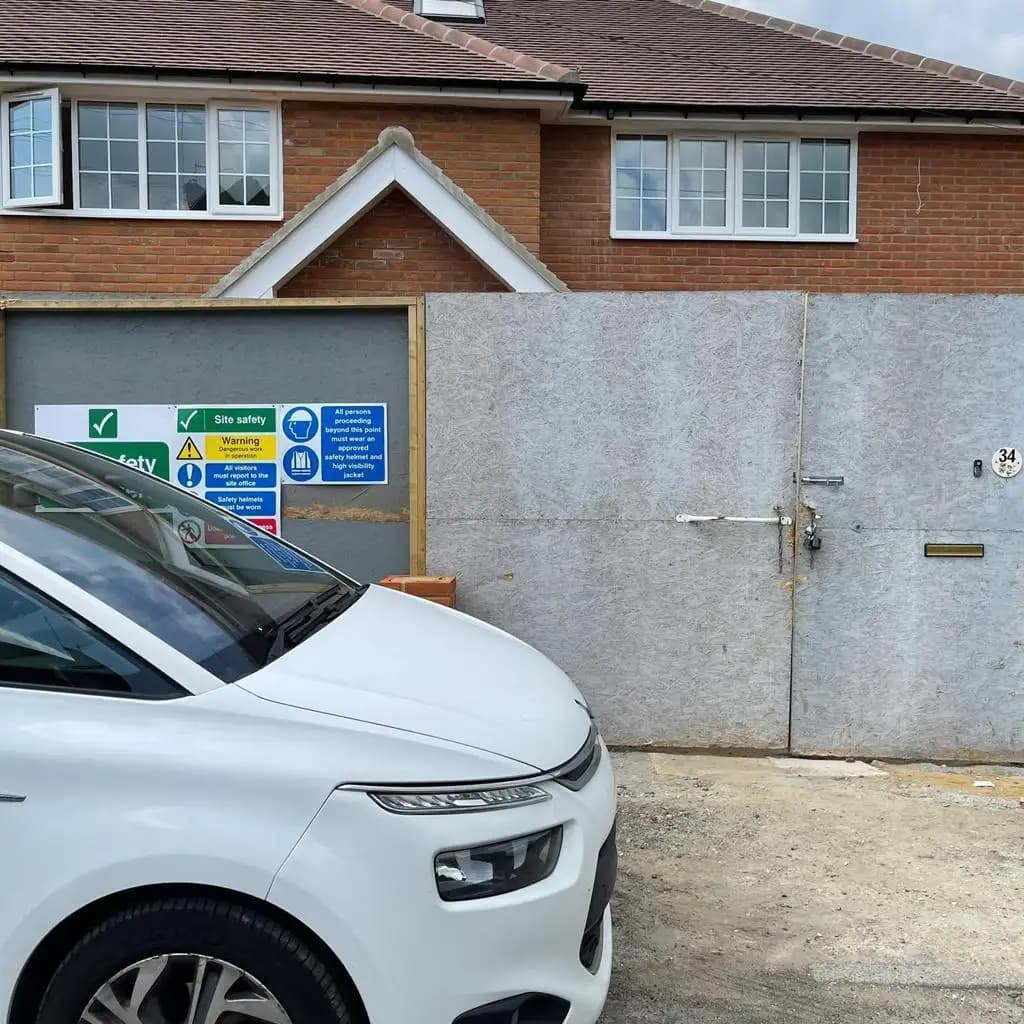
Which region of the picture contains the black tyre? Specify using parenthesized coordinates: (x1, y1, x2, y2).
(37, 896, 353, 1024)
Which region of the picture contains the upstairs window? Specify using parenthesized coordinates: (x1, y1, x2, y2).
(613, 131, 856, 242)
(1, 89, 281, 219)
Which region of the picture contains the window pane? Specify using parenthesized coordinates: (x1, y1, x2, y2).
(108, 105, 139, 140)
(825, 141, 851, 172)
(79, 171, 109, 208)
(743, 170, 763, 199)
(220, 142, 243, 174)
(31, 132, 51, 163)
(147, 141, 176, 173)
(147, 174, 178, 210)
(11, 135, 31, 167)
(616, 136, 642, 168)
(616, 168, 640, 196)
(178, 142, 206, 175)
(800, 171, 823, 201)
(765, 142, 789, 170)
(219, 174, 246, 206)
(146, 105, 176, 140)
(704, 199, 727, 227)
(743, 141, 765, 170)
(678, 140, 702, 167)
(743, 200, 764, 227)
(244, 110, 270, 142)
(110, 141, 138, 173)
(247, 143, 270, 176)
(79, 139, 108, 172)
(800, 201, 822, 234)
(679, 169, 701, 196)
(616, 197, 640, 230)
(246, 176, 271, 207)
(641, 198, 666, 231)
(642, 169, 666, 196)
(642, 137, 667, 166)
(801, 140, 824, 171)
(218, 110, 246, 143)
(78, 103, 108, 138)
(9, 100, 32, 133)
(10, 168, 32, 199)
(110, 173, 139, 209)
(0, 572, 178, 697)
(181, 176, 207, 212)
(765, 171, 788, 199)
(824, 202, 849, 234)
(824, 173, 849, 201)
(178, 107, 206, 142)
(704, 140, 727, 168)
(766, 201, 789, 228)
(31, 98, 52, 131)
(703, 169, 726, 197)
(678, 198, 701, 226)
(32, 167, 52, 196)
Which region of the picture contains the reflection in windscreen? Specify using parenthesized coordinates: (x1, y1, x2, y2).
(0, 435, 353, 682)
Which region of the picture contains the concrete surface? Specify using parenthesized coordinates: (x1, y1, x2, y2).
(604, 752, 1024, 1023)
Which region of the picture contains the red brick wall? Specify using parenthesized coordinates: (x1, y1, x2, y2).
(0, 102, 540, 296)
(540, 127, 1024, 293)
(279, 190, 505, 297)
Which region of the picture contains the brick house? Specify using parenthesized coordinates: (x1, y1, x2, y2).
(3, 0, 1024, 299)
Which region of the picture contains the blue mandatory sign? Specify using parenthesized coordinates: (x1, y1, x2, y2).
(321, 404, 388, 484)
(177, 463, 202, 489)
(283, 445, 319, 482)
(205, 491, 277, 517)
(206, 462, 277, 489)
(283, 406, 320, 444)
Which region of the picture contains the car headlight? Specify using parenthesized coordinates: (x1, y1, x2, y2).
(368, 783, 550, 815)
(434, 826, 563, 902)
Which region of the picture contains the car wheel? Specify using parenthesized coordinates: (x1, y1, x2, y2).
(37, 896, 354, 1024)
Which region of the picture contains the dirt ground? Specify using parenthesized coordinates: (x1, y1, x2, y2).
(604, 752, 1024, 1024)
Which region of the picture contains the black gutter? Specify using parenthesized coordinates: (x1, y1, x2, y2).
(0, 61, 587, 100)
(574, 99, 1024, 124)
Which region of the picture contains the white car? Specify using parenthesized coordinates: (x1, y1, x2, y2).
(0, 432, 616, 1024)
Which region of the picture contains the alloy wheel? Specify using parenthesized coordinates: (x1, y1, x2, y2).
(79, 954, 292, 1024)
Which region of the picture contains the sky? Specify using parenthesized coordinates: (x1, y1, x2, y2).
(729, 1, 1024, 80)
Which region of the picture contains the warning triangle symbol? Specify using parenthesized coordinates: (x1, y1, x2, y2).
(176, 437, 203, 461)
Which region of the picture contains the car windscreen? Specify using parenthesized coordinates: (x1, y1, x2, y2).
(0, 434, 358, 682)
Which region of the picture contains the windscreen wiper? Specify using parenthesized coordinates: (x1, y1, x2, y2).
(263, 583, 368, 664)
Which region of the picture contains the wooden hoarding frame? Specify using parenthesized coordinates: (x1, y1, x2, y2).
(0, 296, 427, 574)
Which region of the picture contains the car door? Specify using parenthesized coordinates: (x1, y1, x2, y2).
(0, 568, 185, 1016)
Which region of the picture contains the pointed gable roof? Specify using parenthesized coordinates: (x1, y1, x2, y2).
(210, 127, 566, 298)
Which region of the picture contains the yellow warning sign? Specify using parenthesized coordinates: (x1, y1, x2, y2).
(206, 434, 276, 461)
(176, 437, 203, 461)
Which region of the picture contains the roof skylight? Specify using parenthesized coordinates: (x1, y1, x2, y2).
(414, 0, 485, 22)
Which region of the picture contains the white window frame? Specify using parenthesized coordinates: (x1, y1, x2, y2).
(612, 129, 858, 243)
(3, 90, 282, 220)
(208, 101, 283, 216)
(1, 87, 63, 209)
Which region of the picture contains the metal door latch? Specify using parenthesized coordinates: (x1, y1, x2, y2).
(803, 510, 823, 564)
(675, 512, 793, 526)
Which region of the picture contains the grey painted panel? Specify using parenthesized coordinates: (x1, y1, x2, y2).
(800, 295, 1024, 531)
(792, 528, 1023, 761)
(795, 295, 1024, 760)
(427, 292, 804, 521)
(7, 308, 409, 580)
(430, 521, 792, 748)
(286, 521, 409, 583)
(426, 293, 802, 746)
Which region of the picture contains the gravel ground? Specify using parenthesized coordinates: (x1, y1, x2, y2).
(603, 752, 1024, 1024)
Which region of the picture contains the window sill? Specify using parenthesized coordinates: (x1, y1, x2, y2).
(0, 207, 284, 222)
(611, 230, 858, 244)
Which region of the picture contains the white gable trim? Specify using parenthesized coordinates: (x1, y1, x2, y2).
(210, 126, 566, 297)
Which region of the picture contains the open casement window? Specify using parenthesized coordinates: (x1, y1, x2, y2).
(1, 88, 63, 209)
(613, 131, 856, 242)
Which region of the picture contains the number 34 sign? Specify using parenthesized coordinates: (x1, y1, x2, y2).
(993, 447, 1023, 479)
